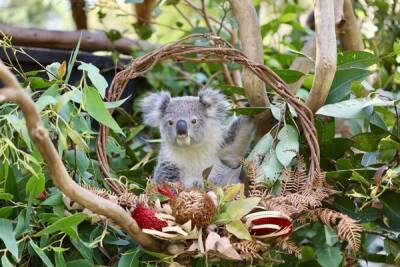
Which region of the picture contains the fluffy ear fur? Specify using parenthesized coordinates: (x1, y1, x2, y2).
(198, 88, 229, 122)
(140, 91, 171, 127)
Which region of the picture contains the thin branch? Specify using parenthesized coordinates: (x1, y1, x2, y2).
(0, 59, 162, 251)
(173, 5, 194, 28)
(306, 0, 337, 112)
(229, 0, 273, 138)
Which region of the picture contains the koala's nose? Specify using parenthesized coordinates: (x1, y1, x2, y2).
(176, 120, 188, 136)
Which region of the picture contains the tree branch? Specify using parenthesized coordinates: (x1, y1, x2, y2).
(70, 0, 88, 30)
(229, 0, 273, 138)
(0, 59, 162, 251)
(134, 0, 157, 28)
(288, 36, 316, 93)
(336, 0, 364, 51)
(0, 24, 157, 55)
(306, 0, 337, 112)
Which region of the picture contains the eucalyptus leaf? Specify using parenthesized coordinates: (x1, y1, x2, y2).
(29, 240, 55, 267)
(0, 219, 19, 260)
(82, 86, 123, 135)
(78, 62, 108, 98)
(316, 246, 342, 267)
(35, 213, 87, 236)
(224, 197, 260, 220)
(275, 125, 299, 167)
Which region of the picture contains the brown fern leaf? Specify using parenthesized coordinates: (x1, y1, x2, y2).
(294, 155, 307, 192)
(275, 239, 301, 256)
(280, 169, 296, 196)
(241, 159, 269, 198)
(83, 185, 116, 200)
(232, 240, 264, 260)
(312, 169, 327, 188)
(318, 209, 363, 253)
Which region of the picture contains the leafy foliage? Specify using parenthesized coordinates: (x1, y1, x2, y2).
(0, 0, 399, 266)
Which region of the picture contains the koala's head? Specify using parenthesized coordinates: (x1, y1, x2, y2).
(140, 89, 229, 147)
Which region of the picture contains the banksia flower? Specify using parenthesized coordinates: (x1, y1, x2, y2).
(244, 210, 292, 239)
(157, 183, 176, 199)
(171, 190, 216, 229)
(131, 204, 168, 231)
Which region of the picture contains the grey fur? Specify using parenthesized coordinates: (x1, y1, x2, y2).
(140, 89, 255, 188)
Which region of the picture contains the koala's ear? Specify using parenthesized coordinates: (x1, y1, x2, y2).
(198, 88, 229, 121)
(140, 91, 171, 127)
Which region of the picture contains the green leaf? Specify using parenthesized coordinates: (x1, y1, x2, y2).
(224, 197, 260, 220)
(26, 173, 45, 198)
(316, 98, 371, 119)
(247, 133, 273, 163)
(337, 51, 378, 70)
(226, 220, 251, 240)
(78, 63, 108, 98)
(257, 151, 283, 183)
(36, 95, 57, 112)
(125, 0, 144, 3)
(275, 125, 299, 166)
(0, 219, 19, 260)
(29, 240, 54, 267)
(380, 191, 400, 231)
(65, 36, 81, 83)
(321, 138, 353, 159)
(352, 132, 384, 152)
(54, 252, 67, 267)
(218, 85, 246, 96)
(35, 213, 87, 236)
(104, 97, 130, 109)
(230, 107, 267, 115)
(0, 193, 14, 202)
(82, 86, 123, 135)
(1, 255, 13, 267)
(394, 39, 400, 54)
(118, 248, 141, 267)
(327, 68, 372, 103)
(274, 69, 304, 83)
(316, 246, 343, 267)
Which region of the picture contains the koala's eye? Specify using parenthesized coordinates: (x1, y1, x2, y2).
(168, 120, 174, 126)
(191, 118, 197, 124)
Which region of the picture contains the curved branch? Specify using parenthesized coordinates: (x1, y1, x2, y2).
(229, 0, 273, 138)
(0, 60, 161, 251)
(306, 0, 337, 112)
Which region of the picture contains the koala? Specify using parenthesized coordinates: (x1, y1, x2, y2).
(140, 89, 255, 188)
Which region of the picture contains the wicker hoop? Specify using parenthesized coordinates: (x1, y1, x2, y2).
(96, 34, 320, 193)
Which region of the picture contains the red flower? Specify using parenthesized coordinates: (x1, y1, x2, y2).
(131, 204, 168, 231)
(157, 183, 176, 199)
(245, 211, 292, 238)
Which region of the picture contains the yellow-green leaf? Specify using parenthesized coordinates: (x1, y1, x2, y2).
(226, 220, 251, 240)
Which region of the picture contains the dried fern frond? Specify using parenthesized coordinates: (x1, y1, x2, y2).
(275, 239, 301, 256)
(241, 159, 269, 198)
(232, 240, 264, 260)
(313, 209, 363, 253)
(280, 169, 296, 196)
(293, 155, 308, 192)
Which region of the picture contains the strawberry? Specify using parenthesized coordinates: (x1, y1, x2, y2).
(131, 204, 168, 231)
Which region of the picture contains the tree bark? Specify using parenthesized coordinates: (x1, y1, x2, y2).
(306, 0, 337, 112)
(336, 0, 364, 51)
(0, 24, 157, 55)
(229, 0, 273, 138)
(134, 0, 157, 28)
(288, 37, 316, 94)
(70, 0, 88, 30)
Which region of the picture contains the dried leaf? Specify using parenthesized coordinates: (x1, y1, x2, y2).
(198, 228, 204, 253)
(216, 237, 242, 260)
(188, 241, 198, 252)
(205, 231, 221, 251)
(162, 226, 188, 236)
